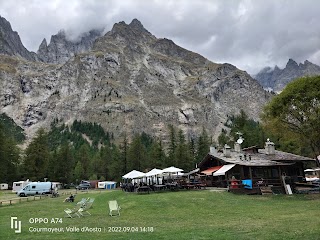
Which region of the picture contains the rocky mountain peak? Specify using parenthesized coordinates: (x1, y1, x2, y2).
(108, 19, 155, 42)
(93, 19, 156, 54)
(129, 18, 144, 30)
(39, 38, 48, 48)
(37, 38, 49, 62)
(274, 65, 280, 71)
(0, 16, 12, 30)
(304, 60, 312, 65)
(0, 15, 36, 61)
(286, 58, 298, 68)
(37, 28, 102, 64)
(255, 59, 320, 92)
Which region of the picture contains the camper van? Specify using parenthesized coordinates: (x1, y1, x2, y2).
(0, 183, 8, 190)
(12, 180, 30, 193)
(17, 182, 52, 197)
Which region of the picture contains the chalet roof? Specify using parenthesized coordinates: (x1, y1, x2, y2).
(201, 149, 315, 167)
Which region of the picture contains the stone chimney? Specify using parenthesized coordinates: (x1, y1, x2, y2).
(265, 139, 275, 155)
(234, 142, 241, 153)
(223, 144, 231, 157)
(210, 146, 217, 155)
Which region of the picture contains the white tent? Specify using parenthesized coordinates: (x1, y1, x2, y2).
(122, 170, 146, 179)
(146, 168, 164, 185)
(146, 168, 163, 177)
(162, 166, 184, 173)
(162, 166, 184, 182)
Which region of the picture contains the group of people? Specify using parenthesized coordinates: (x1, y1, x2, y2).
(120, 182, 142, 192)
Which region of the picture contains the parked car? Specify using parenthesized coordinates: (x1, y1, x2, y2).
(76, 183, 91, 190)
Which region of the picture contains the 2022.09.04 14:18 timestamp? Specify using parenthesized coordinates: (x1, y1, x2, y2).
(106, 226, 154, 233)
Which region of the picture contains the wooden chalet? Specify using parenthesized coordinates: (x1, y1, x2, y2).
(198, 140, 318, 194)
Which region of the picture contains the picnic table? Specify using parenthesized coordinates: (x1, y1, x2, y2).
(153, 184, 166, 191)
(166, 183, 179, 190)
(136, 186, 151, 194)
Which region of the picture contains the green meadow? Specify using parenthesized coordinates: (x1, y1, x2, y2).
(0, 190, 319, 240)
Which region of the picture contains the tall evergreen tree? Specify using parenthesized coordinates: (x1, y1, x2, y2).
(188, 137, 197, 167)
(175, 129, 192, 170)
(0, 124, 20, 183)
(127, 134, 147, 171)
(47, 149, 58, 181)
(77, 144, 91, 179)
(74, 161, 83, 184)
(149, 139, 166, 168)
(107, 144, 122, 181)
(168, 125, 177, 165)
(55, 143, 74, 184)
(119, 133, 128, 174)
(24, 128, 50, 181)
(196, 127, 210, 163)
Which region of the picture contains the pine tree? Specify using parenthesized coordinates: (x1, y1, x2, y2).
(0, 124, 20, 183)
(168, 125, 177, 166)
(149, 139, 166, 168)
(107, 144, 122, 181)
(175, 129, 192, 171)
(188, 137, 197, 167)
(74, 161, 83, 183)
(196, 127, 210, 163)
(119, 133, 128, 174)
(77, 144, 91, 179)
(24, 128, 50, 181)
(127, 134, 147, 171)
(55, 143, 74, 184)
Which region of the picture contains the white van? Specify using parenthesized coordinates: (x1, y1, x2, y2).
(17, 182, 52, 197)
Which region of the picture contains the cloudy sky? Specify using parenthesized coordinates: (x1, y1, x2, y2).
(1, 0, 320, 74)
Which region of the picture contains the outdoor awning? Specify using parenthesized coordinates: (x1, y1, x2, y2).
(213, 164, 236, 176)
(201, 166, 222, 175)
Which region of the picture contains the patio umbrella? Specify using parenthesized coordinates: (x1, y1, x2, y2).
(162, 166, 184, 173)
(162, 166, 184, 182)
(146, 168, 163, 185)
(146, 168, 163, 176)
(122, 170, 146, 179)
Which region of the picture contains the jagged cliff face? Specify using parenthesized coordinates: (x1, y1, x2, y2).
(0, 18, 271, 141)
(254, 59, 320, 92)
(0, 16, 37, 61)
(37, 29, 102, 64)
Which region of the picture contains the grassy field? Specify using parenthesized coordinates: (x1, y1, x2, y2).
(0, 189, 319, 240)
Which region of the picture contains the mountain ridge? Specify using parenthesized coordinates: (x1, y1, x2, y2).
(0, 17, 271, 142)
(0, 15, 37, 61)
(254, 59, 320, 92)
